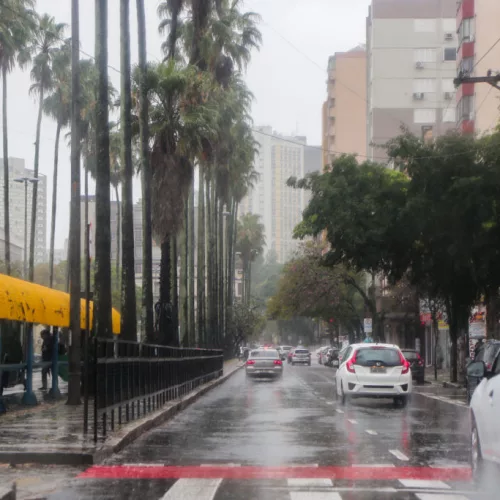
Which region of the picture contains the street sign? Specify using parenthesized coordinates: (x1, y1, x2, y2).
(364, 318, 373, 334)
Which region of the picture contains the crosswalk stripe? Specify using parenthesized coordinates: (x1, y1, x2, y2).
(389, 449, 410, 461)
(287, 478, 333, 487)
(160, 478, 222, 500)
(365, 429, 378, 435)
(347, 419, 358, 424)
(290, 492, 342, 500)
(415, 494, 470, 500)
(399, 479, 451, 489)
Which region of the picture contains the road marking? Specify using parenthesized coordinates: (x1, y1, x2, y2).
(347, 419, 358, 424)
(77, 465, 471, 481)
(365, 429, 378, 435)
(122, 463, 164, 467)
(326, 401, 334, 405)
(399, 479, 451, 489)
(335, 409, 344, 414)
(290, 492, 342, 500)
(389, 450, 410, 461)
(288, 464, 320, 468)
(160, 478, 222, 500)
(352, 464, 395, 468)
(416, 495, 469, 500)
(287, 478, 333, 487)
(200, 463, 240, 467)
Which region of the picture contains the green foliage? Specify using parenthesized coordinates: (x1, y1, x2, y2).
(226, 301, 265, 349)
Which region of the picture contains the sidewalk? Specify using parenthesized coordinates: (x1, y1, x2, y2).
(413, 368, 468, 406)
(0, 359, 243, 466)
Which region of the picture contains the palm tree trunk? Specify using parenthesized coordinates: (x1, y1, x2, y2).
(188, 182, 195, 345)
(197, 173, 205, 346)
(218, 199, 223, 345)
(114, 185, 120, 288)
(170, 235, 179, 344)
(49, 121, 62, 288)
(29, 88, 44, 282)
(119, 0, 137, 341)
(136, 0, 154, 342)
(68, 0, 82, 405)
(205, 173, 212, 345)
(2, 65, 11, 275)
(159, 236, 171, 344)
(94, 0, 113, 338)
(211, 180, 218, 345)
(180, 200, 188, 345)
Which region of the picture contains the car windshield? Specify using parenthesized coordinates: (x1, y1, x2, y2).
(355, 347, 402, 366)
(249, 350, 279, 358)
(402, 351, 419, 360)
(281, 346, 292, 351)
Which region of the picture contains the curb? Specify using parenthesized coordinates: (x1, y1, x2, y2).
(0, 484, 15, 500)
(0, 363, 244, 466)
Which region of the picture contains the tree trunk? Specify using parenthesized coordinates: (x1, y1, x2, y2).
(94, 0, 113, 339)
(114, 185, 120, 288)
(211, 180, 218, 344)
(159, 237, 171, 345)
(2, 65, 11, 275)
(188, 182, 195, 345)
(205, 174, 213, 345)
(67, 0, 82, 405)
(170, 235, 179, 345)
(486, 286, 500, 339)
(119, 0, 137, 341)
(136, 0, 154, 342)
(197, 173, 205, 346)
(218, 199, 224, 343)
(29, 89, 44, 282)
(230, 202, 238, 306)
(49, 121, 62, 288)
(180, 200, 188, 345)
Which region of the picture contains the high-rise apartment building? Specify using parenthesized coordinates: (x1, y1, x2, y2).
(456, 0, 500, 135)
(240, 126, 305, 263)
(0, 157, 47, 264)
(322, 46, 367, 167)
(367, 0, 458, 160)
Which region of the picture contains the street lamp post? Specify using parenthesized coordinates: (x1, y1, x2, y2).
(14, 176, 39, 406)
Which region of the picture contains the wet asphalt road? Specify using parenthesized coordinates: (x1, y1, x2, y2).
(47, 362, 496, 499)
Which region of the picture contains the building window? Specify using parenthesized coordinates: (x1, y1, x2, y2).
(443, 48, 457, 61)
(414, 19, 436, 33)
(458, 17, 474, 45)
(443, 108, 456, 123)
(413, 78, 435, 93)
(457, 95, 474, 120)
(414, 109, 436, 124)
(414, 48, 436, 63)
(459, 57, 474, 75)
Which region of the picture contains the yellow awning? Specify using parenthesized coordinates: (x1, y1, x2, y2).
(0, 273, 120, 334)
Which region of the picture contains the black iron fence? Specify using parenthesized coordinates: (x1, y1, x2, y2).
(86, 338, 224, 442)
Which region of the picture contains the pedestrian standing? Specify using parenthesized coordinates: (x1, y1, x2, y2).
(40, 329, 53, 390)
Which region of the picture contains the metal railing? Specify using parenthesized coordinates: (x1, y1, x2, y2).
(86, 338, 224, 442)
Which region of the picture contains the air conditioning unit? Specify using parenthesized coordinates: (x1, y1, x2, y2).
(444, 92, 453, 100)
(415, 61, 424, 69)
(444, 32, 453, 41)
(413, 92, 424, 100)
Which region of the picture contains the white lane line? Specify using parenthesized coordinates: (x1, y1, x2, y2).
(161, 478, 222, 500)
(288, 464, 320, 468)
(347, 419, 358, 424)
(365, 429, 378, 435)
(399, 479, 451, 489)
(415, 495, 469, 500)
(352, 464, 395, 467)
(335, 409, 344, 414)
(123, 463, 164, 467)
(429, 464, 470, 469)
(290, 491, 342, 500)
(326, 401, 334, 405)
(200, 463, 240, 467)
(389, 449, 410, 461)
(287, 478, 334, 487)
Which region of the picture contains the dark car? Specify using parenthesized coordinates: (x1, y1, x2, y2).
(466, 340, 500, 403)
(401, 349, 425, 385)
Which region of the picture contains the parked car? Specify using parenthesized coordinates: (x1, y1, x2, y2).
(246, 348, 283, 379)
(401, 349, 425, 385)
(279, 345, 293, 361)
(466, 340, 500, 404)
(467, 350, 500, 479)
(335, 343, 412, 406)
(291, 348, 311, 366)
(318, 347, 330, 365)
(287, 348, 295, 364)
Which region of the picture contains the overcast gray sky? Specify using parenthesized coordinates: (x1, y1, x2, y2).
(2, 0, 370, 249)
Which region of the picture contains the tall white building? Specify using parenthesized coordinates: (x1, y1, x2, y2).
(240, 126, 305, 263)
(367, 0, 458, 161)
(0, 157, 47, 264)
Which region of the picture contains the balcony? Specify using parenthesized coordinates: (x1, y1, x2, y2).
(457, 0, 474, 21)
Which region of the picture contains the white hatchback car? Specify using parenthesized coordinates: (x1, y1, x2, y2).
(335, 343, 412, 406)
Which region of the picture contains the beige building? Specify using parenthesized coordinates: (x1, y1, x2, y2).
(456, 0, 500, 135)
(322, 46, 367, 167)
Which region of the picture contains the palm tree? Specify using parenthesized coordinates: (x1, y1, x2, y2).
(236, 213, 265, 304)
(136, 0, 154, 342)
(28, 14, 66, 282)
(109, 130, 121, 287)
(120, 0, 137, 340)
(0, 0, 36, 274)
(94, 0, 113, 338)
(43, 40, 71, 288)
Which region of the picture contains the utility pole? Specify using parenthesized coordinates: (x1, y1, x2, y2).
(454, 70, 500, 90)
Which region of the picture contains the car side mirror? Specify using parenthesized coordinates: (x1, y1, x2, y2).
(467, 361, 486, 379)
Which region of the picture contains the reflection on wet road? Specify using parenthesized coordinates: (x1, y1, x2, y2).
(49, 363, 497, 499)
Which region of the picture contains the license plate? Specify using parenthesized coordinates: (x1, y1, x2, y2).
(371, 366, 386, 373)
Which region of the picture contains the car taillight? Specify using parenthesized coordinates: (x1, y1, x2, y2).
(274, 359, 282, 365)
(399, 352, 410, 374)
(486, 362, 492, 371)
(417, 353, 424, 366)
(246, 360, 255, 365)
(346, 352, 357, 373)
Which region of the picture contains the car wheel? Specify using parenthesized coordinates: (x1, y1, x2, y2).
(400, 395, 408, 407)
(471, 416, 483, 480)
(340, 383, 347, 406)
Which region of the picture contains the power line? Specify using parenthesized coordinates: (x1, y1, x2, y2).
(473, 35, 500, 71)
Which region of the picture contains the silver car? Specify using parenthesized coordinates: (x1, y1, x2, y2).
(246, 349, 284, 378)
